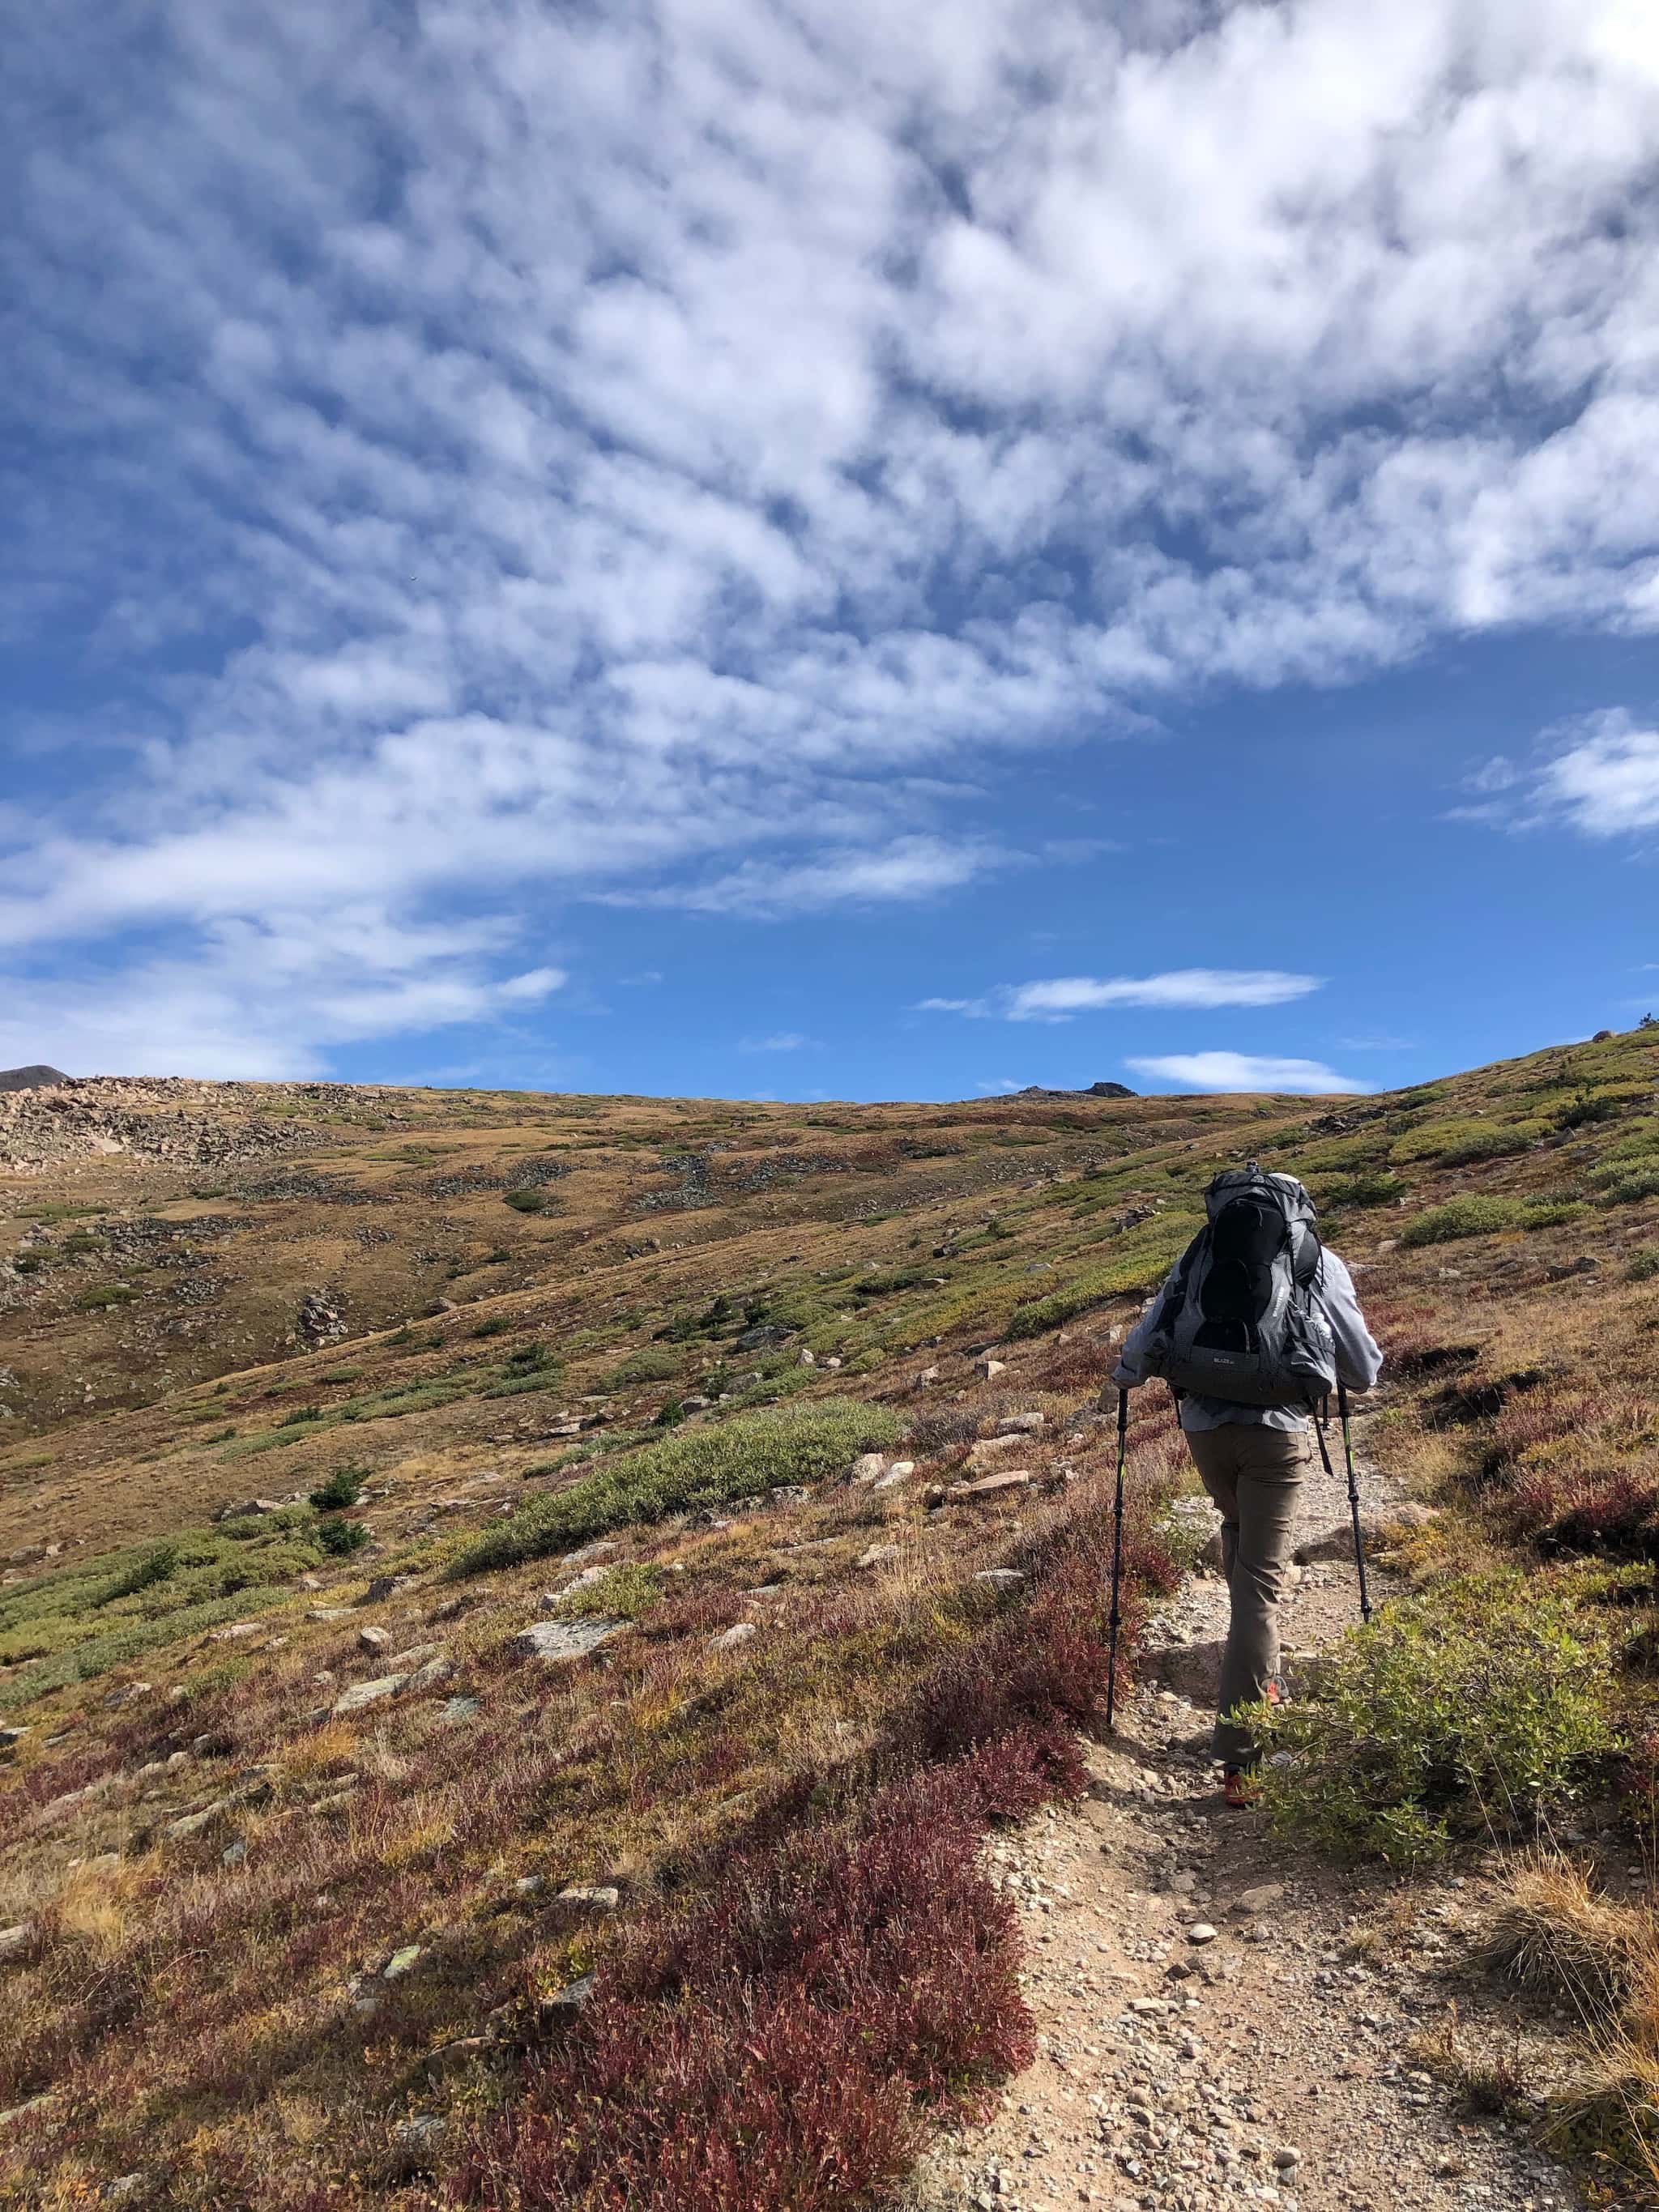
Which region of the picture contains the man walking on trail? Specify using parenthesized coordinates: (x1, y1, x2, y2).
(1111, 1165, 1383, 1806)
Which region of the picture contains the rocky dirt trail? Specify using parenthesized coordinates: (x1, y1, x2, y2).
(913, 1401, 1589, 2212)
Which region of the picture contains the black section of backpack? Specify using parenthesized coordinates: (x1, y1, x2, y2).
(1149, 1178, 1323, 1362)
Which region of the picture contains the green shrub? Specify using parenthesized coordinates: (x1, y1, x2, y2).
(558, 1562, 663, 1620)
(1390, 1119, 1542, 1168)
(95, 1542, 181, 1606)
(1601, 1168, 1659, 1208)
(322, 1366, 365, 1384)
(607, 1345, 682, 1387)
(1254, 1575, 1618, 1866)
(1006, 1217, 1198, 1338)
(471, 1315, 512, 1338)
(654, 1398, 687, 1426)
(482, 1370, 565, 1399)
(75, 1284, 136, 1310)
(59, 1232, 108, 1255)
(503, 1187, 548, 1213)
(1399, 1196, 1525, 1247)
(280, 1404, 325, 1426)
(854, 1267, 936, 1297)
(1319, 1171, 1409, 1210)
(11, 1255, 45, 1275)
(1627, 1251, 1659, 1282)
(309, 1466, 366, 1511)
(1523, 1201, 1587, 1229)
(315, 1515, 370, 1556)
(453, 1397, 902, 1574)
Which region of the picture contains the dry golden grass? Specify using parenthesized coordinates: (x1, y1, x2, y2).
(1485, 1853, 1659, 2021)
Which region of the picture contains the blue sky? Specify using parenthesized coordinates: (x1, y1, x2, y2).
(3, 0, 1657, 1103)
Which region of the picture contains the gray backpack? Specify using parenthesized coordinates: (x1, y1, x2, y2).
(1139, 1165, 1337, 1409)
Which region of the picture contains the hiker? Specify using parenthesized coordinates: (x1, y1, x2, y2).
(1111, 1165, 1382, 1806)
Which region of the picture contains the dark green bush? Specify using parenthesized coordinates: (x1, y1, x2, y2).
(315, 1515, 370, 1556)
(74, 1284, 136, 1311)
(309, 1466, 365, 1511)
(503, 1188, 548, 1213)
(1627, 1251, 1659, 1282)
(472, 1315, 512, 1338)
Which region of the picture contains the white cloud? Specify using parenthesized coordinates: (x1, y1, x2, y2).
(1005, 970, 1321, 1020)
(0, 908, 564, 1080)
(919, 970, 1322, 1021)
(740, 1031, 816, 1052)
(5, 0, 1659, 1063)
(1459, 710, 1659, 836)
(1128, 1051, 1371, 1095)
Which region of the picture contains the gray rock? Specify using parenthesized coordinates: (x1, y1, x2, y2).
(949, 1470, 1031, 1499)
(0, 1925, 30, 1963)
(857, 1542, 902, 1569)
(766, 1485, 811, 1508)
(557, 1885, 621, 1913)
(996, 1412, 1047, 1434)
(332, 1673, 409, 1715)
(393, 2112, 446, 2155)
(386, 1642, 444, 1671)
(514, 1618, 621, 1665)
(539, 1971, 595, 2021)
(0, 1728, 28, 1751)
(221, 1840, 246, 1868)
(358, 1626, 390, 1652)
(382, 1943, 423, 1980)
(437, 1696, 480, 1727)
(850, 1452, 887, 1483)
(162, 1802, 228, 1843)
(966, 1434, 1023, 1465)
(974, 1568, 1026, 1592)
(407, 1654, 454, 1693)
(710, 1622, 757, 1651)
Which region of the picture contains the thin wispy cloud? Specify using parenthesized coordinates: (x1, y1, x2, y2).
(4, 2, 1659, 1064)
(604, 837, 1013, 919)
(920, 970, 1322, 1021)
(740, 1031, 817, 1053)
(1128, 1052, 1370, 1097)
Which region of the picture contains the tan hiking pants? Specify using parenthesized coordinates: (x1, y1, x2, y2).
(1183, 1423, 1311, 1768)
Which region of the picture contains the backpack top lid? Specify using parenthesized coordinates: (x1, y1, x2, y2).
(1202, 1161, 1317, 1229)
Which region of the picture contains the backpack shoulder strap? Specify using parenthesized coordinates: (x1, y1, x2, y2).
(1154, 1228, 1209, 1331)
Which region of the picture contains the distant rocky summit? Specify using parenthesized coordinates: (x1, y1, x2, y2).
(0, 1065, 68, 1093)
(1010, 1080, 1137, 1100)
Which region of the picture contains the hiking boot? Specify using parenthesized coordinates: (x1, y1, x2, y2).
(1223, 1767, 1260, 1810)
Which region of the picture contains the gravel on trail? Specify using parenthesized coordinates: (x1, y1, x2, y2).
(914, 1404, 1588, 2212)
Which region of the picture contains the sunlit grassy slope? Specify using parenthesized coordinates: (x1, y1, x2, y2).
(0, 1026, 1655, 2207)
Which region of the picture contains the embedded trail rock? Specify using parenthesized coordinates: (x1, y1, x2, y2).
(916, 1404, 1586, 2212)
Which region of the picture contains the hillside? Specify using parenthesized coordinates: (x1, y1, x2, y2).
(2, 1029, 1657, 2210)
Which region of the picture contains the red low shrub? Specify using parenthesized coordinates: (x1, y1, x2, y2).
(1505, 1464, 1659, 1558)
(447, 1752, 1034, 2211)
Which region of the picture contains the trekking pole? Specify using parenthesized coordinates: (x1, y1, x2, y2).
(1337, 1379, 1373, 1623)
(1312, 1390, 1372, 1624)
(1106, 1388, 1128, 1732)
